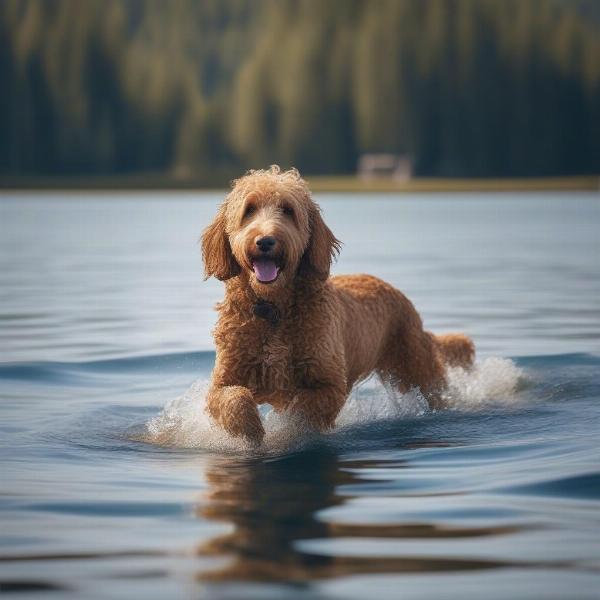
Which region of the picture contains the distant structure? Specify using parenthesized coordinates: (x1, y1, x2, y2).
(358, 154, 414, 181)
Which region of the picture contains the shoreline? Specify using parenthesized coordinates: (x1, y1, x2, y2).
(0, 174, 598, 194)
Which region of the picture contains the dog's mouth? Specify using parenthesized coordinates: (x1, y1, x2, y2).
(251, 257, 282, 284)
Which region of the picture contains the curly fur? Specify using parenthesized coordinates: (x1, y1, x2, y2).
(202, 165, 475, 444)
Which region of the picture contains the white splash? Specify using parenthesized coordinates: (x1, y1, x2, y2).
(140, 357, 524, 452)
(441, 357, 525, 410)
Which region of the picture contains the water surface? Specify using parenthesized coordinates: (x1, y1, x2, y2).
(1, 191, 599, 599)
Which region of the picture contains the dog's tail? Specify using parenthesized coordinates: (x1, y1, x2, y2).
(435, 333, 475, 369)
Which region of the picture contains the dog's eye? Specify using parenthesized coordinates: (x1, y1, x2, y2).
(243, 204, 256, 219)
(282, 206, 294, 217)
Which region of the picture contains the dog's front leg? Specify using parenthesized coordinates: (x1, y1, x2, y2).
(206, 385, 265, 445)
(289, 382, 347, 432)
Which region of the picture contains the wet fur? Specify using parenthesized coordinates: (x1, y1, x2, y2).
(202, 166, 474, 444)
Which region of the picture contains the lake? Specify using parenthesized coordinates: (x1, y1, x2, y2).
(1, 191, 599, 599)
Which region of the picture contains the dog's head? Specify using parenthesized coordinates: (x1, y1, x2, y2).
(202, 166, 340, 290)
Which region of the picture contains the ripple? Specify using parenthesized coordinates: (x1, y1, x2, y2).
(0, 580, 70, 593)
(502, 472, 600, 500)
(23, 501, 190, 518)
(0, 351, 214, 385)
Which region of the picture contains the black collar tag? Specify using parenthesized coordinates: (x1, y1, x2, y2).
(253, 299, 280, 326)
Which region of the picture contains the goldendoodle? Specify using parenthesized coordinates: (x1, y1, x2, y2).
(202, 166, 474, 444)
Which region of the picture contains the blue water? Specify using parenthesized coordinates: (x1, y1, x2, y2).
(0, 192, 599, 599)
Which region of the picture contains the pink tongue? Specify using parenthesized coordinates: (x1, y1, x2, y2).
(253, 259, 279, 282)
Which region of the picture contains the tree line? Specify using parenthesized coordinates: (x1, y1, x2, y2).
(1, 0, 598, 181)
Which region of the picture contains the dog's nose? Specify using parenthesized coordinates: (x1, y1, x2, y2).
(256, 236, 276, 253)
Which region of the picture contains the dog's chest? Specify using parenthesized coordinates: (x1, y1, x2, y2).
(236, 319, 308, 391)
(217, 303, 313, 392)
(246, 328, 291, 390)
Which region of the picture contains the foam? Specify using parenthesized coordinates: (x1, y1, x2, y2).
(441, 357, 525, 409)
(139, 357, 524, 453)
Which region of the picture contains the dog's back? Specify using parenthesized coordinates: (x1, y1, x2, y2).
(330, 274, 474, 396)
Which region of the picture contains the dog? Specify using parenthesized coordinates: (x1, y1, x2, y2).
(201, 165, 474, 445)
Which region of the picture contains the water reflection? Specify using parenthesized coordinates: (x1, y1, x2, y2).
(196, 449, 346, 581)
(194, 450, 533, 583)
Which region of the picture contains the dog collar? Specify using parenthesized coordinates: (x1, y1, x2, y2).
(252, 299, 280, 326)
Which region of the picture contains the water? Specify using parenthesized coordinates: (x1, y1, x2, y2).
(1, 191, 599, 599)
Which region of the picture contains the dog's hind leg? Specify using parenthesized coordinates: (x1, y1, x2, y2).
(385, 330, 448, 409)
(379, 296, 449, 410)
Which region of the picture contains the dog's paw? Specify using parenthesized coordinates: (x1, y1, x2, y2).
(238, 409, 265, 446)
(220, 389, 265, 445)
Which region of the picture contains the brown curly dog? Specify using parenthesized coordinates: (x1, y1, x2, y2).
(202, 166, 474, 445)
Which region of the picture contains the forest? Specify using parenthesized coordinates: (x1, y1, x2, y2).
(1, 0, 599, 182)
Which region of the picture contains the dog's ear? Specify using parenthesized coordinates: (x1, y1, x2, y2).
(300, 205, 341, 281)
(201, 203, 240, 281)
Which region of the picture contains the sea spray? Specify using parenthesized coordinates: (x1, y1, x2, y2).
(441, 357, 524, 409)
(141, 357, 524, 451)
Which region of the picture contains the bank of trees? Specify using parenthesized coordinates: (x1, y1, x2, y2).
(1, 0, 598, 179)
